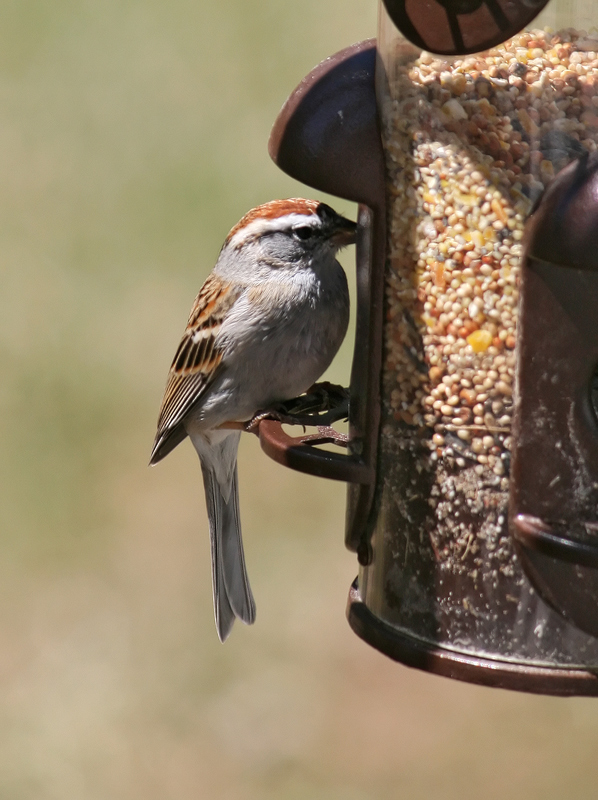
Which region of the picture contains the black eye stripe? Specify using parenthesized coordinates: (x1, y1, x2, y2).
(294, 226, 315, 240)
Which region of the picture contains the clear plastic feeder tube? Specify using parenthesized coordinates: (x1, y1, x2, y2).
(359, 0, 598, 666)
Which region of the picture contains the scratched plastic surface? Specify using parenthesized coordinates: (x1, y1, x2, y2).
(360, 433, 598, 666)
(358, 0, 598, 667)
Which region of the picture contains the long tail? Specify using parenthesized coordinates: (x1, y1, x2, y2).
(192, 430, 256, 642)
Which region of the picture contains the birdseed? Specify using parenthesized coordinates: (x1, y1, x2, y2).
(380, 27, 598, 580)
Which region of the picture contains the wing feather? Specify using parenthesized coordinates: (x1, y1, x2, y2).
(150, 275, 240, 463)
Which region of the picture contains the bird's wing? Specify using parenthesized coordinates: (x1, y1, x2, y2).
(150, 274, 241, 464)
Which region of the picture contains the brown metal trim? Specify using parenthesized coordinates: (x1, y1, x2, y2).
(257, 420, 373, 483)
(381, 0, 550, 56)
(264, 40, 386, 561)
(347, 580, 598, 696)
(509, 153, 598, 638)
(344, 201, 385, 562)
(269, 40, 385, 209)
(513, 514, 598, 570)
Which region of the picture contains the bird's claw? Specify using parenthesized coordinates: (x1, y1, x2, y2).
(244, 382, 349, 432)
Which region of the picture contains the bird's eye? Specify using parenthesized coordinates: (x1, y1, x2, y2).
(294, 226, 314, 240)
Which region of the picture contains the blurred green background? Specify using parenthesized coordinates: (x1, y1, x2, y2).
(1, 1, 598, 798)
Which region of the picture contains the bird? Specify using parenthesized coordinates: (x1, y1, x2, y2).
(150, 198, 356, 641)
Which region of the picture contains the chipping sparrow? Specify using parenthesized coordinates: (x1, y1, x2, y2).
(150, 198, 355, 641)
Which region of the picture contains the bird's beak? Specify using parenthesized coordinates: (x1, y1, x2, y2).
(330, 217, 357, 247)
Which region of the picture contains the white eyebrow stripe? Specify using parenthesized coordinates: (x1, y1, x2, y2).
(227, 212, 319, 249)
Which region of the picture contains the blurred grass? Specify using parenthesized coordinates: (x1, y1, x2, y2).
(1, 1, 598, 799)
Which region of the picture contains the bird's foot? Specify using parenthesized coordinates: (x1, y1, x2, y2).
(244, 382, 349, 433)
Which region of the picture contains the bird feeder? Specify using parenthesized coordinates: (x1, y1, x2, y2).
(261, 0, 598, 694)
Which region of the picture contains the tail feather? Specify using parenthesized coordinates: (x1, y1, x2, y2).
(195, 431, 256, 642)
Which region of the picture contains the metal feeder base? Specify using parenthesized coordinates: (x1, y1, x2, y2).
(347, 580, 598, 696)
